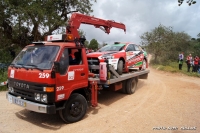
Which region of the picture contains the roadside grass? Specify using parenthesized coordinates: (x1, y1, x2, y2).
(151, 61, 200, 78)
(0, 70, 8, 91)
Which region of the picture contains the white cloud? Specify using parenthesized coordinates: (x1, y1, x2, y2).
(80, 0, 200, 45)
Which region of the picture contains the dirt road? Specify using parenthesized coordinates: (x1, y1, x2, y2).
(0, 67, 200, 133)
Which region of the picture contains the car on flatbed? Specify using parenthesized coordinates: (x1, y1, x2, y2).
(87, 42, 148, 75)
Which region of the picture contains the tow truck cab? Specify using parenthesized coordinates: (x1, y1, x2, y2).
(7, 34, 89, 114)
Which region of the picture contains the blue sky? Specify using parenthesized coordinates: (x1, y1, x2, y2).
(80, 0, 200, 45)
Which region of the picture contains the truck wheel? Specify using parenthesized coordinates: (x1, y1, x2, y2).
(121, 80, 127, 94)
(59, 93, 87, 123)
(139, 59, 146, 70)
(117, 60, 123, 75)
(126, 78, 137, 94)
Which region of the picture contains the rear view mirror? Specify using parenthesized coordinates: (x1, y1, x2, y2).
(54, 62, 60, 73)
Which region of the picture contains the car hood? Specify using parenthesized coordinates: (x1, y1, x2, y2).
(87, 51, 119, 58)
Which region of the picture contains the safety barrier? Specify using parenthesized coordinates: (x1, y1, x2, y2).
(0, 80, 7, 86)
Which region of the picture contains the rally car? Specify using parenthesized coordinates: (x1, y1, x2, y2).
(87, 42, 148, 75)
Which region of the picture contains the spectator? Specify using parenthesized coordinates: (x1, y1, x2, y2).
(198, 57, 200, 73)
(194, 56, 199, 72)
(186, 54, 192, 72)
(179, 52, 184, 60)
(178, 52, 184, 70)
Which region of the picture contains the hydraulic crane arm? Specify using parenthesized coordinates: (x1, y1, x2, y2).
(66, 13, 126, 39)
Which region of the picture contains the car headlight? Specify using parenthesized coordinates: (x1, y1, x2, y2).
(34, 93, 40, 101)
(41, 94, 47, 103)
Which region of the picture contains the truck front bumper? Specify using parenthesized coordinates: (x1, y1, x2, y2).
(6, 93, 56, 114)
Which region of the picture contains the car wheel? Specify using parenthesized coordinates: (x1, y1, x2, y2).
(139, 59, 147, 70)
(59, 93, 87, 123)
(117, 60, 123, 75)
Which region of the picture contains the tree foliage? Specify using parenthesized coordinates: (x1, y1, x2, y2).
(84, 40, 89, 48)
(0, 0, 96, 49)
(88, 39, 98, 50)
(140, 24, 191, 64)
(178, 0, 196, 6)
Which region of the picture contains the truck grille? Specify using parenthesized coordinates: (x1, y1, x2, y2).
(8, 78, 55, 103)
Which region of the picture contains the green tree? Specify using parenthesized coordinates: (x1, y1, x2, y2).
(84, 40, 89, 48)
(189, 33, 200, 56)
(78, 29, 86, 38)
(197, 33, 200, 42)
(88, 39, 98, 50)
(140, 24, 191, 64)
(0, 0, 96, 48)
(141, 25, 172, 63)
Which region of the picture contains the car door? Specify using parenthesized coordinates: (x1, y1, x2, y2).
(125, 44, 135, 61)
(133, 44, 144, 67)
(126, 44, 143, 68)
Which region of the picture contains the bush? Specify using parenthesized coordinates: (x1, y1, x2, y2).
(0, 70, 8, 91)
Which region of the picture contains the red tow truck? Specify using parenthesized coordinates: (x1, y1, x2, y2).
(6, 13, 150, 123)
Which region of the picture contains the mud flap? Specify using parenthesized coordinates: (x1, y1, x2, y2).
(138, 73, 148, 79)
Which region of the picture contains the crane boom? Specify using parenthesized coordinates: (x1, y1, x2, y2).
(66, 13, 126, 39)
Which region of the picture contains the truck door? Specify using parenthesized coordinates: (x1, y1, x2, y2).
(55, 48, 88, 102)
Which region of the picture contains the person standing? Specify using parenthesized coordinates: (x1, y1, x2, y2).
(198, 56, 200, 73)
(186, 54, 192, 72)
(178, 52, 184, 70)
(194, 56, 199, 72)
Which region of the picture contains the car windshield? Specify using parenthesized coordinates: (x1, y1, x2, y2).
(11, 45, 60, 70)
(98, 44, 125, 52)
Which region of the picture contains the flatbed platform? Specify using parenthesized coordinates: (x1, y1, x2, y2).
(88, 69, 150, 85)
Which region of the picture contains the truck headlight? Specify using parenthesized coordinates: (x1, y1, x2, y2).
(34, 93, 40, 101)
(41, 94, 47, 103)
(8, 87, 14, 93)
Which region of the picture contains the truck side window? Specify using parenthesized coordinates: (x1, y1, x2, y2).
(59, 48, 69, 75)
(69, 48, 82, 65)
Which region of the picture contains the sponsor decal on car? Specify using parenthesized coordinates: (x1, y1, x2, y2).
(128, 56, 143, 65)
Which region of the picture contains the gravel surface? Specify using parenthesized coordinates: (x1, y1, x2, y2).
(0, 66, 200, 133)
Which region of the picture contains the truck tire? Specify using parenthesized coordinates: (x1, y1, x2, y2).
(117, 60, 123, 75)
(121, 80, 127, 94)
(126, 78, 137, 94)
(139, 59, 147, 70)
(59, 93, 87, 123)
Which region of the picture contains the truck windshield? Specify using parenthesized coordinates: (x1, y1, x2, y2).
(11, 45, 59, 70)
(98, 44, 125, 52)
